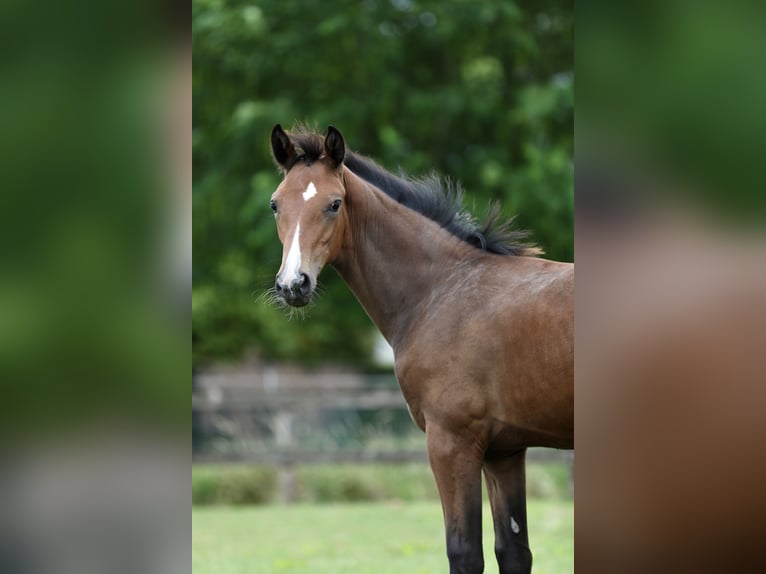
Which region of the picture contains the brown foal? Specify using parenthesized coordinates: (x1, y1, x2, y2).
(269, 124, 573, 574)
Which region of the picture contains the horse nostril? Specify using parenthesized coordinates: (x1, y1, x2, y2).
(275, 280, 283, 293)
(298, 273, 311, 294)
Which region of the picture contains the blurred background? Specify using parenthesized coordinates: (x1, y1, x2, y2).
(192, 0, 573, 572)
(192, 0, 573, 368)
(0, 1, 189, 573)
(576, 1, 766, 572)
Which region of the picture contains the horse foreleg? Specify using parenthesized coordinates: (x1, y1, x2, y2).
(484, 449, 532, 574)
(427, 424, 485, 574)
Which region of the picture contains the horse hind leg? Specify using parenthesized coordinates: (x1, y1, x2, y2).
(426, 424, 485, 574)
(484, 449, 533, 574)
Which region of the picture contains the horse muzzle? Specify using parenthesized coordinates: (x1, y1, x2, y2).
(275, 272, 313, 307)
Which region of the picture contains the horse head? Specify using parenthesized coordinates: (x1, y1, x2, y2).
(269, 124, 347, 307)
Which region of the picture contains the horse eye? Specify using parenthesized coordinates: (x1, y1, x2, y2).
(270, 200, 278, 213)
(329, 199, 342, 212)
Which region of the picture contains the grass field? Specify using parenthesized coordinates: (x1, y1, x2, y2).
(192, 500, 573, 574)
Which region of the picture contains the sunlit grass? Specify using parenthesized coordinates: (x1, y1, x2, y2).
(192, 500, 573, 573)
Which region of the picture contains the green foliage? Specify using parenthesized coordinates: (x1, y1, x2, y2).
(193, 465, 277, 505)
(299, 467, 385, 503)
(296, 464, 439, 503)
(191, 462, 571, 505)
(193, 0, 573, 366)
(526, 462, 573, 499)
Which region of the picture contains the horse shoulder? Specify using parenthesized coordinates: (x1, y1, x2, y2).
(393, 315, 494, 439)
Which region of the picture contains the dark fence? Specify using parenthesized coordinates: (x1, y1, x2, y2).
(192, 369, 573, 500)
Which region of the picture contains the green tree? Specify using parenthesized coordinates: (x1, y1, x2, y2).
(193, 0, 573, 367)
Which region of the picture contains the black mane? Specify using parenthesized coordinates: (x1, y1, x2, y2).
(287, 130, 540, 257)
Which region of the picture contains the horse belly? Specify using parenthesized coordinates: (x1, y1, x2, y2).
(487, 421, 573, 452)
(482, 303, 573, 448)
(484, 353, 573, 449)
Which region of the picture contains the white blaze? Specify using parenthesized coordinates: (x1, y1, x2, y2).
(302, 182, 317, 201)
(282, 223, 302, 284)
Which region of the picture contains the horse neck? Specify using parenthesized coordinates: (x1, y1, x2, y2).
(330, 168, 473, 350)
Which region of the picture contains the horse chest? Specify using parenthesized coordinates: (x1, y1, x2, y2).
(403, 400, 426, 432)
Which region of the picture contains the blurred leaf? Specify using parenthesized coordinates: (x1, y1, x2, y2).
(192, 0, 573, 367)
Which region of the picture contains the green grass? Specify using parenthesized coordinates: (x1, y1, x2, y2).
(192, 500, 573, 574)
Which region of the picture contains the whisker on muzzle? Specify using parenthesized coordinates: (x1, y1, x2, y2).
(285, 305, 309, 321)
(255, 284, 313, 320)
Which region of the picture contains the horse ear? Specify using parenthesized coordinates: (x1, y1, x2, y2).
(324, 125, 345, 169)
(270, 124, 296, 169)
